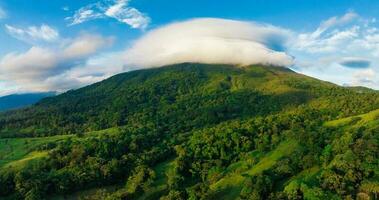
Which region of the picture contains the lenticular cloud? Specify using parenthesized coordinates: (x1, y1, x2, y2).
(124, 18, 294, 68)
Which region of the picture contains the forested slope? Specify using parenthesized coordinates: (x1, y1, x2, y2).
(0, 63, 378, 199)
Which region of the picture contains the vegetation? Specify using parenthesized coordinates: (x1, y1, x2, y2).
(0, 63, 378, 199)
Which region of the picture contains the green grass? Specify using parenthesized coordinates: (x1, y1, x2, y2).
(0, 135, 71, 168)
(210, 174, 245, 200)
(2, 151, 48, 170)
(84, 126, 121, 136)
(325, 108, 379, 127)
(0, 127, 125, 170)
(136, 159, 175, 200)
(282, 167, 339, 200)
(210, 140, 299, 200)
(51, 159, 175, 200)
(245, 140, 299, 176)
(284, 166, 320, 189)
(49, 184, 121, 200)
(0, 127, 124, 171)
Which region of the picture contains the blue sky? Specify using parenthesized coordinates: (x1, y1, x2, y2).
(0, 0, 379, 96)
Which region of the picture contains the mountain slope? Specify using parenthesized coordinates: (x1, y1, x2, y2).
(1, 63, 377, 137)
(0, 63, 378, 200)
(0, 92, 55, 112)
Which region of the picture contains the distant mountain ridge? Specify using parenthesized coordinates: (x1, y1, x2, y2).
(0, 92, 56, 112)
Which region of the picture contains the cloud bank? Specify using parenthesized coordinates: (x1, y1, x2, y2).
(350, 69, 378, 88)
(0, 34, 113, 92)
(123, 18, 293, 68)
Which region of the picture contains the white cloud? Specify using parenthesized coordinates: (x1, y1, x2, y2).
(44, 52, 125, 91)
(68, 3, 104, 26)
(0, 6, 6, 19)
(0, 34, 113, 92)
(2, 13, 379, 95)
(105, 0, 150, 29)
(123, 18, 293, 68)
(0, 18, 294, 94)
(0, 47, 57, 82)
(294, 11, 361, 53)
(0, 81, 32, 97)
(68, 0, 150, 29)
(313, 11, 358, 38)
(5, 24, 59, 43)
(289, 11, 379, 89)
(351, 69, 378, 87)
(63, 34, 114, 59)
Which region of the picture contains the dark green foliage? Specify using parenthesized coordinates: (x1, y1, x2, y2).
(0, 63, 378, 199)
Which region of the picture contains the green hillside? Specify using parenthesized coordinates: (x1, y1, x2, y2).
(0, 135, 70, 168)
(0, 63, 378, 200)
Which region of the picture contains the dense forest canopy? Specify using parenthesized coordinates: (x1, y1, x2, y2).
(0, 63, 378, 200)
